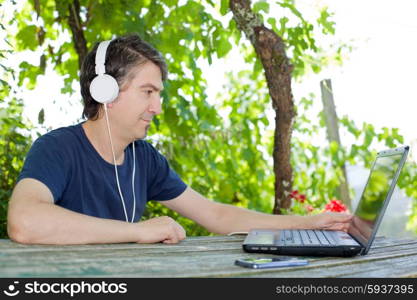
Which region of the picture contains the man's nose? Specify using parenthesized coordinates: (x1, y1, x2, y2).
(149, 95, 162, 115)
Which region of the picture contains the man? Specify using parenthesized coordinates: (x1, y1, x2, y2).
(7, 34, 351, 245)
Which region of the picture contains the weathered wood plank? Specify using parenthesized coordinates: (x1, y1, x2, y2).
(241, 252, 417, 278)
(0, 235, 413, 254)
(1, 236, 415, 269)
(0, 236, 415, 261)
(1, 236, 416, 278)
(1, 243, 417, 278)
(4, 245, 416, 278)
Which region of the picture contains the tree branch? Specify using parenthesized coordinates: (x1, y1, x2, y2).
(67, 0, 88, 68)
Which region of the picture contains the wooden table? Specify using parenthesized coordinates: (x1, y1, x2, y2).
(0, 235, 417, 278)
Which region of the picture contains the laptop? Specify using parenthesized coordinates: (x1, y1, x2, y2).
(243, 146, 409, 257)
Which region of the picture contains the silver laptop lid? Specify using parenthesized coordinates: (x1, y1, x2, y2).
(348, 146, 409, 254)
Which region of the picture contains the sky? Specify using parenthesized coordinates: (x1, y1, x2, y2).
(2, 0, 417, 161)
(221, 0, 416, 162)
(297, 0, 417, 148)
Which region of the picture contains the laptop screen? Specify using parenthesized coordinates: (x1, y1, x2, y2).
(348, 148, 407, 249)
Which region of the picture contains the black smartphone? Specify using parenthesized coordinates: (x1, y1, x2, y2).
(234, 257, 308, 269)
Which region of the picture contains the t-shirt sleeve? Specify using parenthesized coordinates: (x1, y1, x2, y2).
(146, 143, 187, 201)
(17, 134, 69, 203)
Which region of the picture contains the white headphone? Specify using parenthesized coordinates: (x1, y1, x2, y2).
(89, 40, 120, 104)
(89, 40, 136, 223)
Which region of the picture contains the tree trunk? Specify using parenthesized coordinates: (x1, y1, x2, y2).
(230, 0, 295, 214)
(320, 79, 352, 210)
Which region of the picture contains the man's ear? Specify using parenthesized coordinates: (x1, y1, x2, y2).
(107, 103, 114, 108)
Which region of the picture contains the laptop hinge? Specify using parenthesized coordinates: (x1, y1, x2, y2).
(349, 233, 366, 248)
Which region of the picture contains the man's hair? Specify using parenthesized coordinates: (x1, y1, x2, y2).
(80, 34, 168, 120)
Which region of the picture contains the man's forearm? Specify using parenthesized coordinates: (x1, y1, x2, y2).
(8, 201, 138, 245)
(209, 203, 311, 235)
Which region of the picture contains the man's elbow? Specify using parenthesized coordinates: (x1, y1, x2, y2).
(7, 213, 36, 244)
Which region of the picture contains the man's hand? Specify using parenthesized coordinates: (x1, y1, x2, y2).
(308, 212, 352, 232)
(135, 216, 186, 244)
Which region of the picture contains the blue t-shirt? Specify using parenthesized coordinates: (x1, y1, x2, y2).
(17, 123, 187, 222)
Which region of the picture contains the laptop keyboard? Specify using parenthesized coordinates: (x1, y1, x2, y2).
(280, 230, 337, 246)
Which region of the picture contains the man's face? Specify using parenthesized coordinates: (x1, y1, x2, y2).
(110, 61, 163, 141)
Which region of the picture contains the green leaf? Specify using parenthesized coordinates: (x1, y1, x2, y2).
(267, 17, 277, 30)
(278, 1, 304, 22)
(18, 61, 40, 89)
(164, 0, 178, 8)
(278, 17, 289, 36)
(220, 0, 229, 15)
(15, 25, 38, 51)
(317, 7, 336, 35)
(216, 35, 232, 58)
(242, 148, 254, 162)
(253, 1, 269, 14)
(329, 141, 338, 156)
(311, 64, 321, 73)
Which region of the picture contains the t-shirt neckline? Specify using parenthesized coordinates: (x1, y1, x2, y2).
(77, 122, 128, 168)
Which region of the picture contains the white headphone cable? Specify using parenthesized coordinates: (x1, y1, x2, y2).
(131, 141, 136, 222)
(103, 104, 136, 223)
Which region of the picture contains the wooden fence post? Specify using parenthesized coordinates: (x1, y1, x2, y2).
(320, 79, 352, 210)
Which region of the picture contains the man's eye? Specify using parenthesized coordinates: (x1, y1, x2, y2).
(145, 90, 153, 95)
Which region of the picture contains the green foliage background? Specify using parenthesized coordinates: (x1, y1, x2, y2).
(1, 0, 417, 238)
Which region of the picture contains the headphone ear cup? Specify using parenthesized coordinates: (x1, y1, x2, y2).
(90, 74, 119, 104)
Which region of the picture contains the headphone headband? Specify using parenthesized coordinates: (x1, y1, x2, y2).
(95, 40, 112, 75)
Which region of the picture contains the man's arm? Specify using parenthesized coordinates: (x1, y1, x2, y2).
(7, 178, 185, 245)
(162, 187, 352, 235)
